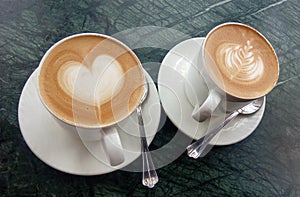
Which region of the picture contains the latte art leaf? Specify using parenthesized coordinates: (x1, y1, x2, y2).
(217, 40, 264, 82)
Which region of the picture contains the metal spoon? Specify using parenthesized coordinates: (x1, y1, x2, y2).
(137, 78, 158, 188)
(187, 97, 264, 159)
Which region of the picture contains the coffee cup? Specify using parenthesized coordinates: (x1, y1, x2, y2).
(185, 22, 279, 122)
(37, 33, 145, 166)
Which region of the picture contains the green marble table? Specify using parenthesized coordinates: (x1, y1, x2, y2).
(1, 0, 300, 196)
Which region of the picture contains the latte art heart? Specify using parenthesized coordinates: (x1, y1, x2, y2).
(57, 55, 124, 106)
(217, 40, 264, 83)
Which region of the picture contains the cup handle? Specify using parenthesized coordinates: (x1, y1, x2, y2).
(101, 127, 125, 166)
(192, 89, 222, 122)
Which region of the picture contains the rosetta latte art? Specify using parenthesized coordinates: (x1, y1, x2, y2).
(217, 40, 264, 82)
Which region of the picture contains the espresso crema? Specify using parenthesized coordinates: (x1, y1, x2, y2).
(204, 23, 279, 99)
(38, 34, 144, 127)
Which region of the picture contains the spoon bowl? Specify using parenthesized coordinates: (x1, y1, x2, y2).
(238, 98, 264, 115)
(140, 78, 149, 104)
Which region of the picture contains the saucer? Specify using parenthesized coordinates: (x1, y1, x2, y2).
(18, 69, 161, 175)
(158, 37, 266, 145)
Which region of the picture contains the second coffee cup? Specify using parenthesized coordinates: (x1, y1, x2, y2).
(185, 22, 279, 122)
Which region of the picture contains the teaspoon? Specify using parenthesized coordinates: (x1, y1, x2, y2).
(137, 78, 158, 188)
(187, 97, 264, 159)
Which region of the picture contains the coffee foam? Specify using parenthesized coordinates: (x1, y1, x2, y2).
(38, 34, 144, 127)
(57, 55, 124, 106)
(204, 23, 279, 99)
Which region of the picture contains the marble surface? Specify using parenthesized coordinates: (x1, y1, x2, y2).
(1, 0, 300, 196)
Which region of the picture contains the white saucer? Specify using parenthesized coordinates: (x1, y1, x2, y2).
(158, 37, 266, 145)
(18, 69, 161, 175)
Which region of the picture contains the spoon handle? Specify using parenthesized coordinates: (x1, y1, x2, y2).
(137, 105, 158, 188)
(187, 110, 240, 159)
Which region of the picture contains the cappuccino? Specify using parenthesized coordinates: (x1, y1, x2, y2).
(38, 34, 144, 128)
(203, 23, 279, 99)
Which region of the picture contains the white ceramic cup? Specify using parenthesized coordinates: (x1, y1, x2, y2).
(185, 22, 279, 122)
(37, 33, 146, 166)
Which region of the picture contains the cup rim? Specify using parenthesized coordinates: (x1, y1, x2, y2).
(37, 33, 145, 129)
(201, 22, 279, 100)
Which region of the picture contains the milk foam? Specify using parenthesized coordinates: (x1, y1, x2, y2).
(57, 55, 124, 106)
(217, 40, 264, 82)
